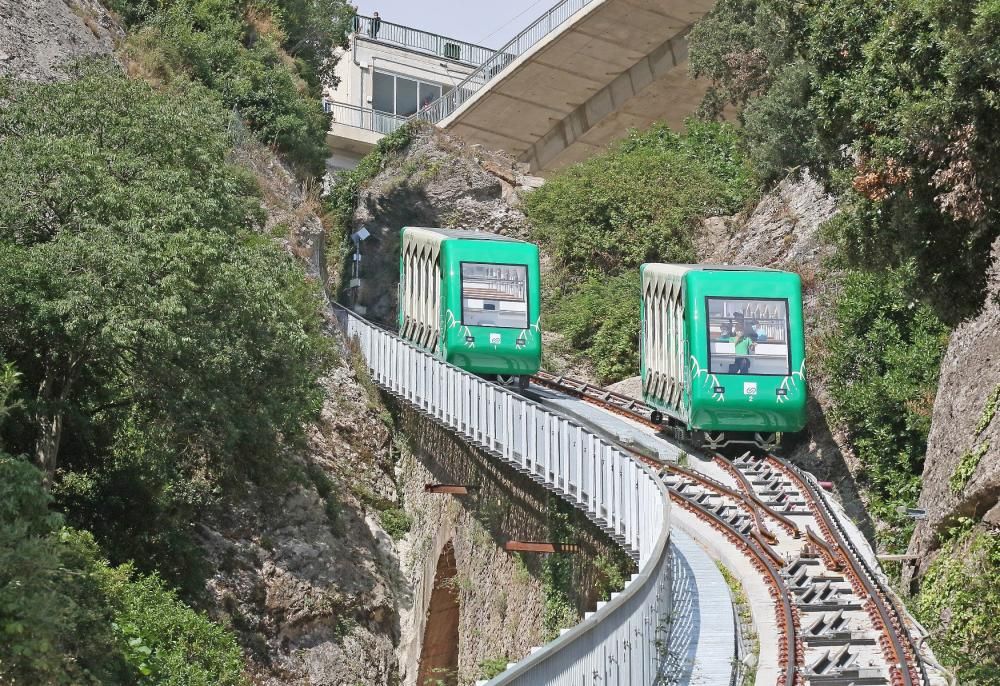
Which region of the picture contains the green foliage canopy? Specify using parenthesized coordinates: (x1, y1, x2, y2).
(0, 455, 246, 685)
(690, 0, 1000, 317)
(525, 121, 754, 382)
(822, 267, 948, 548)
(0, 69, 331, 587)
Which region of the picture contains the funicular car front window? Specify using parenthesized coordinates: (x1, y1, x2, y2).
(706, 297, 791, 376)
(461, 263, 528, 329)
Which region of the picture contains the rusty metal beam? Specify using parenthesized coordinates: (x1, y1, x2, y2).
(504, 541, 580, 554)
(424, 484, 478, 494)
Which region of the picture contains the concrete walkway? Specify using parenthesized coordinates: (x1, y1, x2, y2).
(662, 528, 738, 686)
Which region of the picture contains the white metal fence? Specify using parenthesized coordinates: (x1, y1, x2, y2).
(410, 0, 601, 125)
(324, 101, 408, 135)
(354, 15, 495, 67)
(335, 306, 672, 685)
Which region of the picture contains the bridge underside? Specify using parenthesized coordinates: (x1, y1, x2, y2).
(441, 0, 715, 173)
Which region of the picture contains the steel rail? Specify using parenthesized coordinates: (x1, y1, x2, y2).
(531, 369, 927, 686)
(713, 455, 802, 538)
(765, 455, 925, 686)
(667, 485, 801, 686)
(665, 461, 780, 546)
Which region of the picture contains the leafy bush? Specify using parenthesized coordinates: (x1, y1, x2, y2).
(0, 456, 122, 684)
(378, 507, 412, 540)
(0, 455, 246, 685)
(545, 273, 640, 384)
(525, 120, 753, 278)
(823, 267, 949, 548)
(479, 655, 509, 679)
(527, 121, 753, 382)
(99, 564, 246, 685)
(915, 526, 1000, 685)
(120, 0, 349, 176)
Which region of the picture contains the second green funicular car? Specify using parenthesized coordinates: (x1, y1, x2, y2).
(640, 263, 807, 449)
(398, 227, 542, 388)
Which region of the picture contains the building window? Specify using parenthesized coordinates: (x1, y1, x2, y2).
(372, 71, 395, 115)
(372, 70, 443, 116)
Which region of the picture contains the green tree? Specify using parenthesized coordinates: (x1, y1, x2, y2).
(274, 0, 355, 88)
(0, 69, 331, 586)
(0, 454, 247, 685)
(526, 121, 752, 278)
(0, 455, 124, 684)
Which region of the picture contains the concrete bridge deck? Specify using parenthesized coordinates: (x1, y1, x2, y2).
(440, 0, 715, 172)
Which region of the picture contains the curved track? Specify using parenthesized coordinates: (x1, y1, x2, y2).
(530, 371, 927, 686)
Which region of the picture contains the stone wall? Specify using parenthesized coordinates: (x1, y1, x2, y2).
(392, 402, 633, 686)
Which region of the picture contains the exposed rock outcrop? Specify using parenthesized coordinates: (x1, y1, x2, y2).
(347, 124, 539, 325)
(232, 135, 329, 282)
(199, 352, 404, 686)
(0, 0, 122, 82)
(905, 236, 1000, 582)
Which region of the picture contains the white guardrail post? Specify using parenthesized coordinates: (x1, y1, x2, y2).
(335, 306, 672, 685)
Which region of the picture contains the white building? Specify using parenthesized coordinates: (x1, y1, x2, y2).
(325, 15, 495, 171)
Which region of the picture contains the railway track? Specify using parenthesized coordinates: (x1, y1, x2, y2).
(530, 371, 928, 686)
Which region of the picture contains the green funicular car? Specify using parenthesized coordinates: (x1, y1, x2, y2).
(640, 263, 807, 450)
(398, 227, 541, 389)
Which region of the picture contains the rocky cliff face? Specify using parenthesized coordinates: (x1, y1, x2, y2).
(0, 0, 122, 81)
(905, 236, 1000, 580)
(347, 125, 540, 325)
(199, 359, 403, 686)
(209, 129, 408, 684)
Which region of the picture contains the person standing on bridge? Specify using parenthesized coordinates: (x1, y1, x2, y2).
(370, 11, 382, 38)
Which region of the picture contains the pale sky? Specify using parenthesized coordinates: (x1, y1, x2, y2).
(353, 0, 554, 49)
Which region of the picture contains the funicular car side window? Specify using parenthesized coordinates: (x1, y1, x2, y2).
(706, 297, 791, 376)
(461, 263, 529, 329)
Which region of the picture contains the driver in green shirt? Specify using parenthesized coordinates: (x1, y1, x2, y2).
(733, 321, 755, 373)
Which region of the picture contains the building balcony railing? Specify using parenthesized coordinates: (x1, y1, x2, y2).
(325, 101, 407, 136)
(410, 0, 598, 126)
(353, 15, 495, 67)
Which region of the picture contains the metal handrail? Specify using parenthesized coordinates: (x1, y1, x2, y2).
(353, 15, 495, 67)
(410, 0, 601, 125)
(324, 100, 408, 135)
(332, 303, 672, 685)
